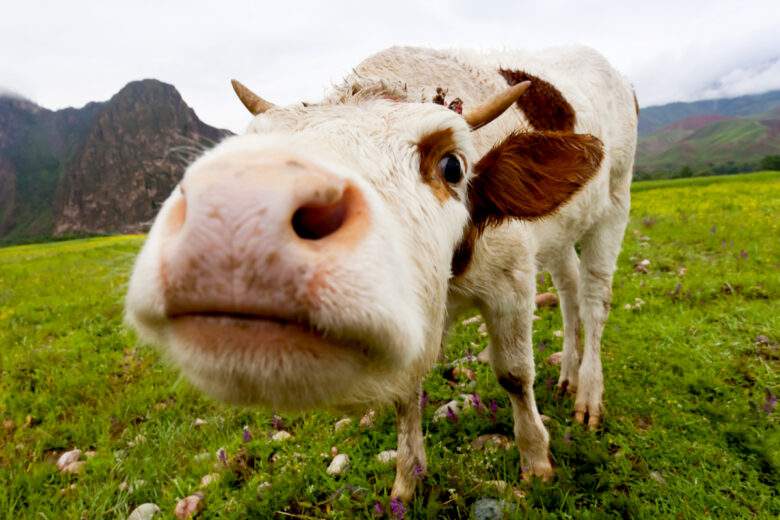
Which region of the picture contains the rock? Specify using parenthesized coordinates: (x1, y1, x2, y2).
(433, 400, 460, 422)
(546, 351, 563, 365)
(376, 450, 397, 464)
(552, 330, 563, 338)
(256, 481, 272, 496)
(174, 493, 204, 519)
(535, 292, 558, 308)
(192, 418, 207, 428)
(127, 503, 161, 520)
(471, 434, 513, 451)
(453, 366, 476, 381)
(359, 410, 376, 428)
(472, 498, 514, 520)
(649, 471, 667, 485)
(477, 347, 491, 364)
(56, 449, 81, 471)
(62, 461, 86, 474)
(334, 418, 352, 432)
(462, 315, 483, 326)
(634, 259, 650, 273)
(199, 473, 219, 488)
(326, 453, 350, 476)
(271, 430, 292, 442)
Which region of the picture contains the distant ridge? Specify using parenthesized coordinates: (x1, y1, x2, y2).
(636, 89, 780, 179)
(0, 80, 231, 244)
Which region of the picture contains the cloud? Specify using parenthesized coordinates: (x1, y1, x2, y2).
(1, 0, 779, 131)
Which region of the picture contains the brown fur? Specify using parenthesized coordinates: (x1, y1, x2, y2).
(498, 69, 576, 132)
(417, 128, 459, 203)
(450, 224, 477, 277)
(497, 372, 526, 397)
(468, 131, 604, 231)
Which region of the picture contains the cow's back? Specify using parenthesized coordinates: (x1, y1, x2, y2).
(349, 45, 638, 269)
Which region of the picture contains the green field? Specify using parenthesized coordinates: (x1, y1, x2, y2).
(1, 172, 778, 518)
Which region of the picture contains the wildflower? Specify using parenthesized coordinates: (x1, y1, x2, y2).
(764, 389, 777, 414)
(271, 414, 284, 430)
(390, 497, 406, 519)
(470, 393, 483, 412)
(419, 391, 429, 409)
(217, 447, 227, 465)
(242, 425, 252, 443)
(413, 463, 425, 479)
(373, 501, 384, 516)
(446, 405, 459, 423)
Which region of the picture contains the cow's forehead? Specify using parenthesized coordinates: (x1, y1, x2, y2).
(245, 100, 474, 156)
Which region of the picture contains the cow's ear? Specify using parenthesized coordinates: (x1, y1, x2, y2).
(468, 131, 604, 229)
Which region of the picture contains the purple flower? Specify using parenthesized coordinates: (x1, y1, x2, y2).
(390, 497, 406, 519)
(373, 501, 384, 516)
(470, 393, 483, 412)
(446, 405, 458, 423)
(242, 425, 252, 442)
(271, 414, 284, 431)
(217, 447, 227, 464)
(413, 463, 425, 479)
(764, 389, 777, 414)
(489, 399, 498, 422)
(419, 391, 429, 409)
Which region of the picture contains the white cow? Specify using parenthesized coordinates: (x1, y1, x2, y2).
(126, 46, 637, 501)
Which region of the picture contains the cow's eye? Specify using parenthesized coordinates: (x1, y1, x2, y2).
(438, 154, 463, 184)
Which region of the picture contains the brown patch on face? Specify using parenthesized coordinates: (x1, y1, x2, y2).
(417, 128, 460, 203)
(498, 69, 576, 132)
(497, 372, 526, 397)
(451, 224, 478, 277)
(469, 131, 604, 230)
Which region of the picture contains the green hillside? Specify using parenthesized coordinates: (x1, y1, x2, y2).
(1, 172, 778, 518)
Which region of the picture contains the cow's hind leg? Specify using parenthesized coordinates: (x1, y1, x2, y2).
(546, 246, 582, 395)
(482, 283, 552, 481)
(575, 208, 628, 429)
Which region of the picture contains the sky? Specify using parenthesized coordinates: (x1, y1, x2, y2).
(2, 0, 780, 133)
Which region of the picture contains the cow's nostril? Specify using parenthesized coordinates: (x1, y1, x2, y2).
(292, 193, 348, 240)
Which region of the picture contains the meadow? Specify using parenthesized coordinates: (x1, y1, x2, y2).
(1, 171, 778, 519)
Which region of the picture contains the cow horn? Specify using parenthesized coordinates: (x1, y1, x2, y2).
(231, 79, 276, 115)
(464, 81, 531, 130)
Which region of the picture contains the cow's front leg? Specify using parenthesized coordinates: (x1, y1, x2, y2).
(391, 387, 426, 501)
(482, 293, 553, 481)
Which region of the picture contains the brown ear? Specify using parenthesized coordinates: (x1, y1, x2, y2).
(468, 131, 604, 230)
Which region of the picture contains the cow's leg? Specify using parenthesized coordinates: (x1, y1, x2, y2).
(547, 246, 582, 395)
(482, 287, 552, 481)
(575, 209, 628, 429)
(391, 387, 426, 501)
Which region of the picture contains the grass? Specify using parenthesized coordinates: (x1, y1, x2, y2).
(1, 172, 778, 518)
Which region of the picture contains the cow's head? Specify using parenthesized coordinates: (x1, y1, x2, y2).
(125, 78, 603, 410)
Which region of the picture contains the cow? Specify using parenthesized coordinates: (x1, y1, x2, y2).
(125, 45, 637, 501)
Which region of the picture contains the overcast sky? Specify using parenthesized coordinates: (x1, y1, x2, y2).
(2, 1, 779, 133)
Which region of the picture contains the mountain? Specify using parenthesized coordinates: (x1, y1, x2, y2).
(0, 81, 230, 244)
(636, 90, 780, 179)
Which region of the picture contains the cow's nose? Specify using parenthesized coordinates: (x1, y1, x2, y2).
(160, 153, 369, 317)
(291, 186, 350, 240)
